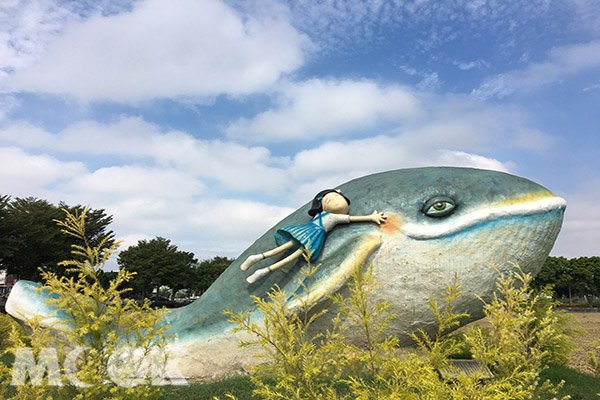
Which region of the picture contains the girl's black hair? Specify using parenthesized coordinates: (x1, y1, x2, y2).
(308, 189, 351, 217)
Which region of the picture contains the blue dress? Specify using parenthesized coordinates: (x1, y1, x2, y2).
(275, 211, 328, 261)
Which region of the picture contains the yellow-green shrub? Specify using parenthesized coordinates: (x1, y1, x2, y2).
(0, 208, 171, 400)
(0, 313, 25, 353)
(228, 262, 573, 400)
(463, 267, 573, 399)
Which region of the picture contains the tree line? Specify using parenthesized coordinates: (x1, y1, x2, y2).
(116, 237, 232, 300)
(0, 195, 115, 281)
(532, 256, 600, 304)
(0, 196, 231, 302)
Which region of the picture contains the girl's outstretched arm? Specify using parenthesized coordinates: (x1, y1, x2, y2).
(349, 211, 387, 225)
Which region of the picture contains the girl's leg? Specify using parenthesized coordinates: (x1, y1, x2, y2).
(246, 248, 304, 284)
(240, 241, 295, 271)
(263, 241, 295, 258)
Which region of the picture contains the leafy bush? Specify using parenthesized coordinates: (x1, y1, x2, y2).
(464, 266, 574, 399)
(0, 313, 25, 353)
(0, 208, 171, 400)
(228, 261, 574, 400)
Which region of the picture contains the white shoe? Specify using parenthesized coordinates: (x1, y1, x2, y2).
(240, 254, 263, 271)
(246, 268, 270, 284)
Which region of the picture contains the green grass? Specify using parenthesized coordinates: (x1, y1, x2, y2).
(3, 354, 599, 399)
(542, 364, 600, 400)
(157, 366, 600, 400)
(159, 376, 255, 400)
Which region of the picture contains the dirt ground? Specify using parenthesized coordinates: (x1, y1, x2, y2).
(569, 312, 600, 374)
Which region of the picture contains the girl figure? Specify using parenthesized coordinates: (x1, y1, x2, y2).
(241, 189, 387, 284)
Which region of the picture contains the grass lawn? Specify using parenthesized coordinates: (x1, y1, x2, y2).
(543, 364, 600, 400)
(160, 376, 255, 400)
(2, 352, 599, 399)
(159, 365, 600, 400)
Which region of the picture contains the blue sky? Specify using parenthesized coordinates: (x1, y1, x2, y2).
(0, 0, 598, 261)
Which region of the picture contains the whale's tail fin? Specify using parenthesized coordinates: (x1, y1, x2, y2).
(6, 280, 66, 328)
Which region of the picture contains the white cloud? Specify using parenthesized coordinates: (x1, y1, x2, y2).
(225, 77, 558, 151)
(0, 146, 86, 196)
(287, 135, 511, 201)
(454, 59, 489, 71)
(551, 181, 600, 258)
(2, 0, 309, 102)
(0, 117, 289, 195)
(473, 41, 600, 99)
(189, 199, 293, 238)
(435, 150, 509, 172)
(582, 83, 600, 92)
(225, 79, 421, 142)
(82, 195, 294, 259)
(0, 121, 55, 147)
(416, 72, 441, 91)
(66, 194, 292, 259)
(66, 166, 205, 199)
(290, 136, 410, 180)
(0, 0, 75, 72)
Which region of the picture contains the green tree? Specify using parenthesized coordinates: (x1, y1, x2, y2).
(97, 270, 118, 290)
(0, 195, 12, 266)
(118, 237, 197, 300)
(579, 257, 600, 296)
(0, 197, 65, 280)
(570, 257, 595, 300)
(0, 196, 115, 282)
(533, 256, 570, 296)
(534, 256, 599, 303)
(190, 256, 233, 296)
(590, 257, 600, 297)
(63, 204, 115, 252)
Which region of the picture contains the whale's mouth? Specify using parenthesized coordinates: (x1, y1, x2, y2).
(401, 193, 566, 240)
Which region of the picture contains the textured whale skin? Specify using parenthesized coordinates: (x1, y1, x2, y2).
(6, 167, 566, 380)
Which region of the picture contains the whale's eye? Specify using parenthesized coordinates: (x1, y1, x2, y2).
(422, 197, 456, 218)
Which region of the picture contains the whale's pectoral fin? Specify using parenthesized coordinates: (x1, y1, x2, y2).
(287, 234, 382, 311)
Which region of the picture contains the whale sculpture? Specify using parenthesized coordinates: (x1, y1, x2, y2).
(6, 167, 566, 380)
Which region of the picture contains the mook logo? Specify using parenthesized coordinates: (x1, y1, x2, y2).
(11, 346, 188, 387)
